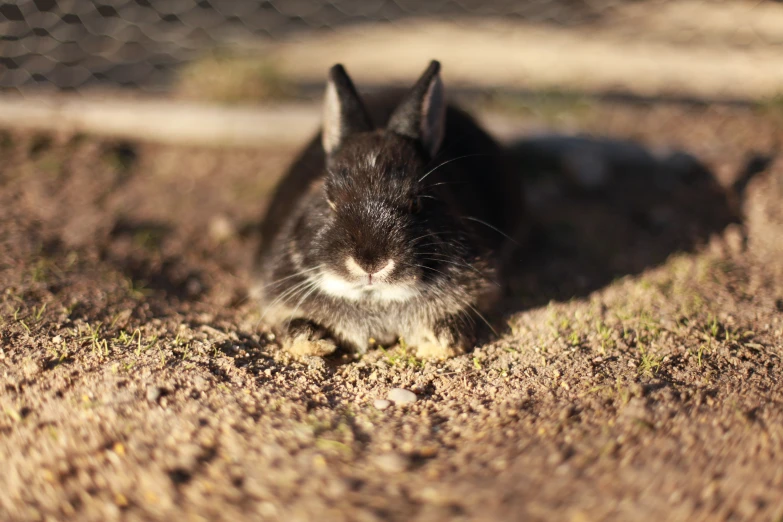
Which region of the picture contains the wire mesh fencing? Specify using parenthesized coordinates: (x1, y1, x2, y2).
(2, 0, 783, 150)
(1, 0, 637, 92)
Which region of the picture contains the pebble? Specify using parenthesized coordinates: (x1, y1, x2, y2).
(373, 399, 391, 410)
(305, 356, 327, 372)
(387, 388, 417, 405)
(192, 375, 210, 392)
(146, 386, 164, 403)
(23, 359, 42, 379)
(208, 215, 236, 242)
(559, 405, 575, 421)
(185, 278, 203, 297)
(373, 453, 409, 473)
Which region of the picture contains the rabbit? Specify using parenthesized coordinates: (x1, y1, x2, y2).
(253, 60, 527, 359)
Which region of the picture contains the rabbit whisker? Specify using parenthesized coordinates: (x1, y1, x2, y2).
(286, 276, 323, 326)
(259, 277, 318, 323)
(423, 181, 467, 190)
(258, 265, 325, 290)
(401, 262, 450, 279)
(419, 154, 492, 183)
(460, 216, 519, 245)
(417, 256, 501, 287)
(455, 297, 498, 337)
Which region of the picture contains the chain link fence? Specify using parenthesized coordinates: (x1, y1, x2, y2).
(1, 0, 634, 92)
(2, 0, 783, 149)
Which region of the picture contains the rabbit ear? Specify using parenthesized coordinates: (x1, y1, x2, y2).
(322, 64, 373, 155)
(387, 60, 445, 158)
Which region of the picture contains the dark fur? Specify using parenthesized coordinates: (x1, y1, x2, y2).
(254, 61, 526, 357)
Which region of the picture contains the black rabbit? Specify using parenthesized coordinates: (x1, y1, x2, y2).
(254, 60, 526, 358)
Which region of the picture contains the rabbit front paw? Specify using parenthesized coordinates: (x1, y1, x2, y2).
(409, 318, 472, 360)
(280, 319, 339, 357)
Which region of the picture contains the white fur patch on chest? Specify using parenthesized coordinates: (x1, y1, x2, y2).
(314, 271, 419, 303)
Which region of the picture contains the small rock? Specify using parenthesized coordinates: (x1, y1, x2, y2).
(208, 215, 236, 242)
(192, 375, 211, 391)
(185, 278, 203, 297)
(417, 445, 439, 458)
(559, 405, 575, 421)
(305, 356, 327, 372)
(146, 386, 164, 403)
(619, 397, 651, 424)
(373, 399, 391, 410)
(52, 335, 62, 344)
(23, 359, 41, 379)
(373, 453, 409, 473)
(387, 388, 417, 405)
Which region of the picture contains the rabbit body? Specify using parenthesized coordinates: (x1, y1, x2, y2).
(254, 61, 525, 358)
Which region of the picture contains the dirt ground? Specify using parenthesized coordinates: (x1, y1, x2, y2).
(1, 99, 783, 521)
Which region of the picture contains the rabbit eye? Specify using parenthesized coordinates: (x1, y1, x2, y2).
(408, 196, 422, 214)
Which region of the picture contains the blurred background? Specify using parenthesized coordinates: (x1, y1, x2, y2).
(3, 1, 783, 121)
(2, 0, 782, 99)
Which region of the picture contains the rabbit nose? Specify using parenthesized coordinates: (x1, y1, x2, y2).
(354, 249, 387, 272)
(346, 257, 394, 282)
(356, 257, 383, 274)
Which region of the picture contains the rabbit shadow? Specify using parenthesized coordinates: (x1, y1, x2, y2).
(496, 134, 769, 316)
